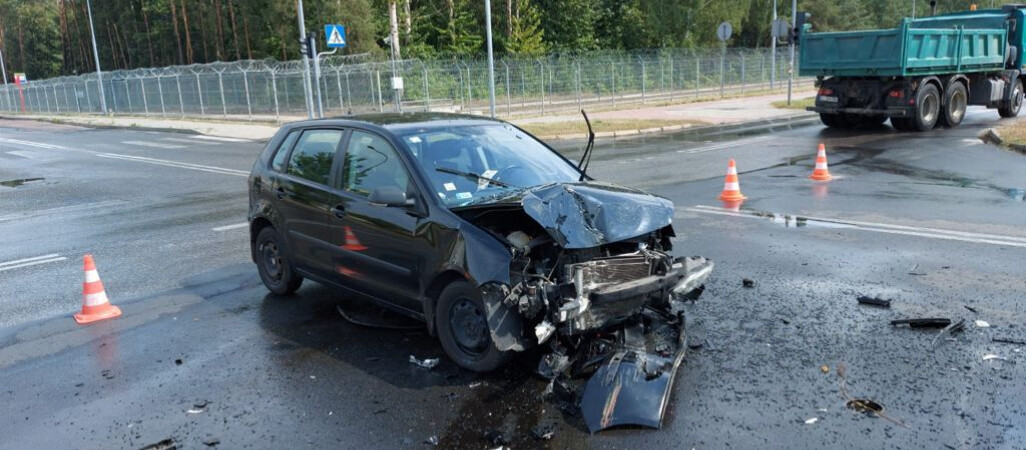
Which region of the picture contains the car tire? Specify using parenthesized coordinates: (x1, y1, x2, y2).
(435, 281, 509, 372)
(998, 80, 1023, 118)
(913, 83, 941, 131)
(940, 82, 967, 128)
(255, 227, 303, 295)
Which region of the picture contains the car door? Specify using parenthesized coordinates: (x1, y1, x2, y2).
(327, 129, 429, 311)
(273, 127, 346, 279)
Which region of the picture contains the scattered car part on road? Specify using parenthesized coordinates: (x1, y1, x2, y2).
(891, 318, 953, 328)
(335, 303, 421, 330)
(993, 337, 1026, 345)
(742, 278, 755, 288)
(139, 438, 177, 450)
(982, 354, 1009, 362)
(974, 320, 991, 328)
(804, 417, 819, 424)
(409, 355, 440, 370)
(857, 296, 892, 308)
(847, 399, 885, 415)
(964, 305, 979, 314)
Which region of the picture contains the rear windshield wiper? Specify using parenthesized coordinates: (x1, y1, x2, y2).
(435, 166, 511, 188)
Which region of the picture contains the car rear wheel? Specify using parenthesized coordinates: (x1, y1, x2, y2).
(435, 281, 509, 372)
(256, 227, 303, 295)
(913, 83, 941, 131)
(940, 82, 967, 128)
(999, 80, 1023, 118)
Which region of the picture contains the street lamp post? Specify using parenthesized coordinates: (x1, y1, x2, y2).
(297, 0, 314, 119)
(86, 0, 107, 114)
(484, 0, 497, 117)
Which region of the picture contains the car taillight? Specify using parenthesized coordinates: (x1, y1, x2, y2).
(888, 90, 904, 98)
(818, 88, 834, 96)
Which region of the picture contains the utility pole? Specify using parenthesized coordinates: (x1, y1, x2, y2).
(484, 0, 497, 117)
(297, 0, 314, 119)
(771, 0, 777, 90)
(0, 47, 8, 111)
(787, 0, 796, 106)
(388, 2, 401, 61)
(86, 0, 107, 114)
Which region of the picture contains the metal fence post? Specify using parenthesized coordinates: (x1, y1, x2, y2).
(195, 73, 205, 116)
(335, 69, 344, 113)
(376, 70, 384, 112)
(242, 69, 252, 120)
(421, 63, 430, 110)
(669, 53, 674, 102)
(345, 72, 352, 113)
(270, 70, 281, 122)
(695, 57, 700, 98)
(640, 56, 646, 104)
(176, 74, 185, 116)
(157, 76, 166, 117)
(575, 61, 582, 110)
(741, 53, 746, 95)
(610, 60, 616, 107)
(85, 80, 93, 112)
(124, 80, 134, 112)
(537, 60, 544, 114)
(503, 61, 511, 116)
(140, 78, 150, 115)
(217, 71, 227, 117)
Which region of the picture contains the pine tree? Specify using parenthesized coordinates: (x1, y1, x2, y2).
(506, 0, 545, 56)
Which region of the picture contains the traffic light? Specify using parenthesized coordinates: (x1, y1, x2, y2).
(297, 33, 316, 59)
(790, 12, 812, 45)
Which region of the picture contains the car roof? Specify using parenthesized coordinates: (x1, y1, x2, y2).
(286, 112, 508, 134)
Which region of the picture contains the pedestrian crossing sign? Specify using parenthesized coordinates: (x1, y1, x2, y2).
(325, 25, 347, 49)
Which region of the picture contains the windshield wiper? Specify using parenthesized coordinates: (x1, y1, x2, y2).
(435, 166, 512, 188)
(577, 109, 596, 181)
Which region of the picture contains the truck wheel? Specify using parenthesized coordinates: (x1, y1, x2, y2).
(913, 83, 941, 131)
(999, 80, 1023, 118)
(435, 281, 509, 372)
(940, 82, 967, 128)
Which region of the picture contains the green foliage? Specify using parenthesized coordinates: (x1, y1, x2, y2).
(506, 0, 545, 56)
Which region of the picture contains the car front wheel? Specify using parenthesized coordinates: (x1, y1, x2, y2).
(255, 227, 303, 295)
(435, 281, 509, 372)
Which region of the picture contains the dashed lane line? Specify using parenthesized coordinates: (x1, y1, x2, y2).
(0, 254, 68, 272)
(192, 135, 252, 143)
(160, 137, 221, 145)
(682, 205, 1026, 249)
(0, 138, 68, 150)
(0, 200, 127, 223)
(675, 136, 775, 155)
(95, 153, 249, 177)
(122, 140, 186, 149)
(212, 222, 249, 232)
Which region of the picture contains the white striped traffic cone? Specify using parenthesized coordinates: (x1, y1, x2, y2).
(810, 144, 833, 181)
(73, 254, 122, 324)
(718, 159, 747, 202)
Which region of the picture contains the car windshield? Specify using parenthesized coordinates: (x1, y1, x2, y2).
(397, 123, 582, 207)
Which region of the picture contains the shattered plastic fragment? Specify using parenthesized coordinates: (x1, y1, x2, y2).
(409, 355, 440, 369)
(819, 365, 830, 374)
(742, 278, 755, 288)
(982, 354, 1008, 361)
(425, 436, 439, 446)
(805, 417, 819, 424)
(974, 320, 990, 328)
(856, 296, 891, 308)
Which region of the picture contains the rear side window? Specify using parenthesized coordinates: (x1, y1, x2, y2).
(286, 129, 344, 185)
(271, 131, 299, 172)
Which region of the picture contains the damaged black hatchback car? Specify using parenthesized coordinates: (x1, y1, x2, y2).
(248, 113, 712, 431)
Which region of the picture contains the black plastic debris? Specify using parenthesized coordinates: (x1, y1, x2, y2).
(201, 437, 220, 447)
(193, 400, 209, 409)
(531, 423, 557, 440)
(857, 296, 892, 308)
(964, 305, 978, 313)
(891, 318, 952, 328)
(847, 399, 884, 415)
(174, 359, 183, 366)
(484, 429, 512, 446)
(742, 278, 755, 288)
(139, 438, 177, 450)
(336, 303, 421, 330)
(993, 337, 1026, 345)
(409, 355, 439, 369)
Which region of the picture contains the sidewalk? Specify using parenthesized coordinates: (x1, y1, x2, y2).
(3, 90, 816, 141)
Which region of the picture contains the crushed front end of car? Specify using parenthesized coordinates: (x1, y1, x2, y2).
(453, 181, 714, 433)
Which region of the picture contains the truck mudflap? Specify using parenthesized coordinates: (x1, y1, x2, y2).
(541, 257, 713, 433)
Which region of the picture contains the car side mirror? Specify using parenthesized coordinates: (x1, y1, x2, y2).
(368, 186, 415, 207)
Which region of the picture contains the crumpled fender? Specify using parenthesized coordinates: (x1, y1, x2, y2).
(481, 283, 527, 352)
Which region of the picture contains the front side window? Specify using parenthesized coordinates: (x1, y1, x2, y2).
(342, 131, 410, 197)
(286, 129, 343, 185)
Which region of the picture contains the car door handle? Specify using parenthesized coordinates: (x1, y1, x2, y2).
(331, 205, 346, 218)
(274, 187, 288, 199)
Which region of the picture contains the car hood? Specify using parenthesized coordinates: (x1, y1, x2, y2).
(455, 181, 675, 249)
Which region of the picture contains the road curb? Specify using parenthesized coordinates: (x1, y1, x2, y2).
(0, 114, 204, 136)
(541, 113, 819, 141)
(980, 128, 1026, 155)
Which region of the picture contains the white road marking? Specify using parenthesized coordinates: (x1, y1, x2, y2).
(0, 138, 68, 150)
(212, 222, 249, 232)
(0, 254, 68, 272)
(0, 200, 127, 223)
(683, 205, 1026, 249)
(122, 140, 186, 149)
(6, 151, 60, 161)
(676, 136, 775, 155)
(192, 135, 251, 143)
(161, 137, 219, 145)
(95, 153, 249, 177)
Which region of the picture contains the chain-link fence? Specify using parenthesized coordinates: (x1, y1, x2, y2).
(0, 48, 811, 122)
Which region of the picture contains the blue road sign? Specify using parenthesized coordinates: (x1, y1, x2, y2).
(325, 25, 347, 49)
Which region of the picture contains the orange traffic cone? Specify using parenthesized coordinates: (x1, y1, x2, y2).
(74, 254, 122, 324)
(809, 144, 833, 181)
(342, 226, 368, 251)
(718, 159, 747, 202)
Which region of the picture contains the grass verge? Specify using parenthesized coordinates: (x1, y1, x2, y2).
(519, 119, 698, 137)
(771, 97, 816, 109)
(996, 119, 1026, 146)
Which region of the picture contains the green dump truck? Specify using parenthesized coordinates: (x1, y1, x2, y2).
(800, 5, 1025, 131)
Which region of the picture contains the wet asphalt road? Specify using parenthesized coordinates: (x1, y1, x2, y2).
(1, 110, 1024, 449)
